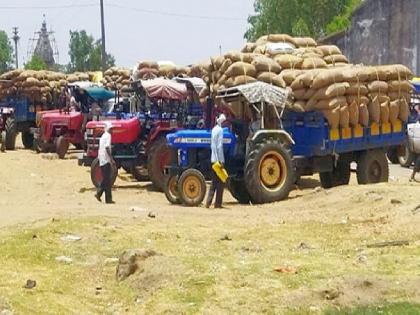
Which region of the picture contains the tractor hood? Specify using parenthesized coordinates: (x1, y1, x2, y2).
(166, 128, 236, 149)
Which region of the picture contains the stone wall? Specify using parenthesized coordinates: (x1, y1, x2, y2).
(321, 0, 420, 74)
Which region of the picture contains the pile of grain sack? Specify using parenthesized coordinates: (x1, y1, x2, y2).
(0, 69, 67, 103)
(133, 61, 197, 80)
(101, 67, 132, 90)
(201, 33, 413, 127)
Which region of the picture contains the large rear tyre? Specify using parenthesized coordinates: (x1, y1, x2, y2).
(244, 137, 294, 204)
(21, 131, 34, 149)
(227, 178, 251, 204)
(5, 117, 17, 150)
(164, 175, 181, 204)
(398, 145, 415, 168)
(56, 136, 69, 159)
(319, 157, 351, 189)
(357, 150, 389, 184)
(90, 158, 118, 188)
(177, 169, 206, 207)
(147, 137, 172, 191)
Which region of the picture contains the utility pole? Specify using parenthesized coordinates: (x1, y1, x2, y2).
(100, 0, 107, 71)
(12, 27, 19, 69)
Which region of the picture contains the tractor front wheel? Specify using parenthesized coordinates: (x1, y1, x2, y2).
(164, 175, 181, 204)
(147, 137, 172, 191)
(177, 169, 206, 207)
(244, 137, 294, 204)
(5, 117, 17, 150)
(56, 136, 69, 159)
(90, 158, 118, 188)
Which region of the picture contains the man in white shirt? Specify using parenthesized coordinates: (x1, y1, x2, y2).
(95, 121, 115, 204)
(205, 113, 226, 208)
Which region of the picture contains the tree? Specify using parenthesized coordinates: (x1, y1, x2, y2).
(67, 30, 115, 72)
(245, 0, 362, 41)
(0, 30, 13, 73)
(25, 55, 47, 70)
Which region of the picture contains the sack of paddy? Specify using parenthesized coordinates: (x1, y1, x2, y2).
(312, 68, 345, 89)
(348, 101, 360, 126)
(224, 52, 255, 64)
(267, 34, 297, 46)
(347, 95, 369, 106)
(389, 100, 400, 123)
(211, 71, 221, 84)
(210, 56, 225, 71)
(381, 64, 413, 80)
(368, 96, 382, 123)
(241, 42, 257, 53)
(216, 74, 228, 86)
(225, 62, 257, 78)
(324, 54, 349, 64)
(399, 98, 410, 122)
(389, 91, 410, 102)
(359, 103, 369, 126)
(340, 105, 350, 128)
(311, 96, 347, 111)
(233, 75, 256, 86)
(322, 107, 340, 129)
(347, 82, 369, 95)
(317, 45, 342, 56)
(388, 80, 414, 93)
(290, 69, 319, 89)
(292, 88, 310, 100)
(365, 66, 389, 81)
(294, 37, 317, 48)
(368, 80, 389, 93)
(369, 93, 390, 104)
(341, 66, 369, 82)
(274, 54, 303, 69)
(380, 101, 390, 123)
(252, 56, 282, 74)
(22, 77, 41, 88)
(257, 72, 285, 87)
(255, 35, 269, 46)
(279, 69, 305, 86)
(138, 61, 159, 70)
(305, 82, 349, 109)
(290, 100, 306, 112)
(301, 57, 328, 70)
(138, 67, 159, 78)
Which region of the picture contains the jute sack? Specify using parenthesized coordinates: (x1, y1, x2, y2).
(233, 75, 257, 86)
(359, 103, 369, 126)
(210, 56, 225, 70)
(312, 68, 344, 89)
(252, 56, 282, 74)
(275, 55, 303, 69)
(139, 61, 158, 69)
(241, 43, 257, 53)
(347, 95, 370, 106)
(389, 91, 410, 102)
(224, 52, 255, 63)
(257, 72, 285, 87)
(295, 70, 318, 87)
(347, 82, 369, 95)
(267, 34, 296, 46)
(322, 107, 340, 129)
(318, 45, 342, 56)
(399, 98, 410, 122)
(279, 69, 305, 85)
(366, 67, 389, 81)
(349, 100, 359, 126)
(293, 88, 309, 100)
(380, 102, 390, 123)
(225, 62, 257, 78)
(301, 58, 328, 70)
(211, 71, 221, 83)
(305, 82, 349, 108)
(290, 100, 306, 112)
(382, 64, 413, 80)
(368, 81, 389, 93)
(255, 35, 268, 46)
(217, 74, 228, 85)
(341, 66, 369, 82)
(368, 97, 381, 123)
(368, 93, 391, 104)
(324, 54, 349, 64)
(138, 68, 159, 78)
(311, 96, 347, 111)
(388, 80, 414, 92)
(294, 37, 317, 47)
(340, 105, 350, 128)
(389, 100, 400, 123)
(219, 59, 233, 76)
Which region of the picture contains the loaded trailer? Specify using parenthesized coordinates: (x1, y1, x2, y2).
(163, 82, 407, 206)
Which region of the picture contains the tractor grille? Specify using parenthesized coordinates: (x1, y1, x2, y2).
(85, 131, 99, 156)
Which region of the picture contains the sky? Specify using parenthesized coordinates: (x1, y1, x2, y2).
(0, 0, 256, 68)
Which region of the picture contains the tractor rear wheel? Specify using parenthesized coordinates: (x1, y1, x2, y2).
(90, 158, 118, 188)
(398, 145, 415, 168)
(177, 169, 206, 207)
(227, 178, 251, 204)
(21, 131, 34, 149)
(5, 116, 17, 150)
(319, 157, 351, 189)
(131, 165, 149, 182)
(357, 150, 389, 184)
(56, 136, 69, 159)
(147, 137, 172, 191)
(164, 175, 181, 204)
(244, 137, 294, 204)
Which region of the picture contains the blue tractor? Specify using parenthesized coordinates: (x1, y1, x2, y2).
(164, 82, 407, 206)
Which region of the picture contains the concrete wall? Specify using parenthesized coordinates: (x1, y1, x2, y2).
(322, 0, 420, 74)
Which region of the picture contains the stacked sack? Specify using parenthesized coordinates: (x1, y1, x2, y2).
(0, 69, 67, 103)
(66, 72, 89, 83)
(288, 65, 413, 129)
(101, 67, 131, 90)
(136, 61, 159, 80)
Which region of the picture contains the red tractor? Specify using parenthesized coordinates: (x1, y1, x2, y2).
(84, 78, 205, 191)
(33, 85, 116, 158)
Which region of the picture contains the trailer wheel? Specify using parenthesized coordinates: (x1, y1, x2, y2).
(319, 158, 351, 189)
(90, 158, 118, 188)
(56, 136, 69, 159)
(147, 137, 172, 191)
(164, 175, 181, 204)
(21, 131, 34, 149)
(1, 131, 6, 152)
(5, 116, 17, 150)
(386, 148, 399, 164)
(177, 169, 206, 207)
(245, 137, 294, 204)
(131, 165, 149, 182)
(227, 178, 251, 204)
(398, 145, 415, 168)
(357, 150, 389, 184)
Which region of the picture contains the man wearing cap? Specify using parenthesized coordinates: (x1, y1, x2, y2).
(95, 121, 115, 204)
(205, 113, 226, 208)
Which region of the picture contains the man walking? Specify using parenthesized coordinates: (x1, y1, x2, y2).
(95, 121, 115, 204)
(206, 114, 226, 208)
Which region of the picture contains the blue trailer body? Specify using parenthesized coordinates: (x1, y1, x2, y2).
(0, 97, 34, 124)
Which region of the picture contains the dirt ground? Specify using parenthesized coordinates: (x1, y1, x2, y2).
(0, 139, 420, 314)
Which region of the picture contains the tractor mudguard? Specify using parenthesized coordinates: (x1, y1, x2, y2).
(251, 130, 295, 146)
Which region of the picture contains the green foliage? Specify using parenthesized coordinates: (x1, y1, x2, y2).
(0, 30, 13, 74)
(67, 30, 115, 72)
(24, 54, 48, 70)
(245, 0, 362, 41)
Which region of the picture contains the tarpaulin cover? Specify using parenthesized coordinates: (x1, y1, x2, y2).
(141, 78, 187, 101)
(218, 81, 290, 109)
